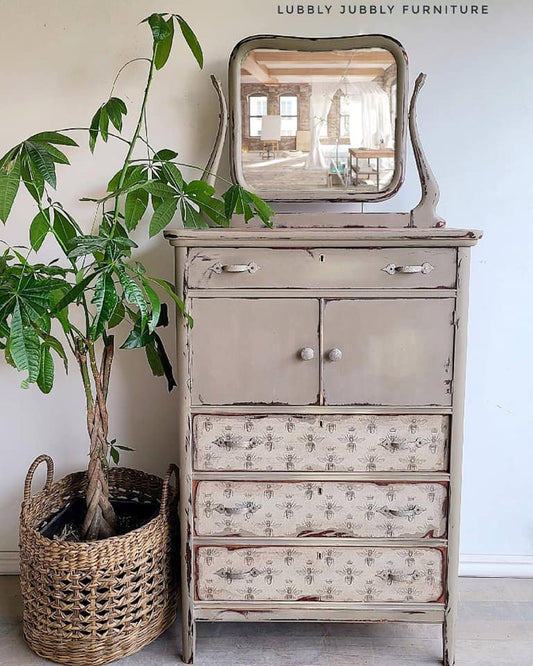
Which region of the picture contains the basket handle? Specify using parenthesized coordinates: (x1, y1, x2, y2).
(160, 463, 179, 515)
(24, 454, 54, 502)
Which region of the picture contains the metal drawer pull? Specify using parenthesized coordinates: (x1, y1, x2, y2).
(299, 347, 315, 361)
(382, 262, 434, 275)
(211, 262, 259, 274)
(328, 348, 343, 362)
(214, 502, 261, 516)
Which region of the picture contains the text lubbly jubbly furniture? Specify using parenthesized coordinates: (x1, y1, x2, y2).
(165, 34, 481, 665)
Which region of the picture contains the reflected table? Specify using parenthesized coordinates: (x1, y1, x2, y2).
(348, 147, 395, 190)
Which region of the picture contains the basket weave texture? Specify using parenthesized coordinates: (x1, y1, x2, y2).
(19, 455, 179, 665)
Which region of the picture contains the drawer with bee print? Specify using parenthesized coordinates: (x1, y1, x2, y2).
(195, 546, 445, 603)
(193, 414, 449, 472)
(194, 480, 447, 539)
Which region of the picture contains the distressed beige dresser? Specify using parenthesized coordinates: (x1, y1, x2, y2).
(165, 226, 481, 664)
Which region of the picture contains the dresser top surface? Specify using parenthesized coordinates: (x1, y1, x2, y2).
(164, 227, 482, 248)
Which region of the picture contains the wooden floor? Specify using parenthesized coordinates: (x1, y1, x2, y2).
(1, 576, 532, 665)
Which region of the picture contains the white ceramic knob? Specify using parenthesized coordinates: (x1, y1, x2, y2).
(328, 348, 343, 362)
(299, 347, 315, 361)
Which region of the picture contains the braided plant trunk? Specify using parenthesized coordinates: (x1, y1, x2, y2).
(76, 336, 117, 540)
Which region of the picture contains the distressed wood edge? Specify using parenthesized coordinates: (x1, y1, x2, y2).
(164, 227, 483, 246)
(186, 289, 458, 299)
(194, 537, 448, 548)
(443, 246, 472, 666)
(409, 73, 445, 229)
(195, 604, 445, 623)
(191, 405, 453, 415)
(175, 246, 196, 664)
(193, 472, 450, 482)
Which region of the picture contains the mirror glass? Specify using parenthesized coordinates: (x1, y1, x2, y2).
(229, 36, 407, 202)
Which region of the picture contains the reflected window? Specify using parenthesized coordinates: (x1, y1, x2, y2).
(249, 95, 267, 137)
(280, 95, 298, 137)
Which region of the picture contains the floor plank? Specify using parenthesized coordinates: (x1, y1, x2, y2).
(1, 576, 532, 665)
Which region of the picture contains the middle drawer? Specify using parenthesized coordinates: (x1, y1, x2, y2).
(195, 481, 447, 539)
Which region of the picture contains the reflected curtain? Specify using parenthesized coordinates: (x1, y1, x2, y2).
(347, 83, 393, 149)
(304, 83, 336, 170)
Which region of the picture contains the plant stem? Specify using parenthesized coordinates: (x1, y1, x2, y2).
(111, 51, 156, 228)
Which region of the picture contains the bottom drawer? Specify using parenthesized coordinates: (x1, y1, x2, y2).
(196, 546, 444, 603)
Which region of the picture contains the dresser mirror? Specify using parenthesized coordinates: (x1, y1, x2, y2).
(229, 35, 408, 203)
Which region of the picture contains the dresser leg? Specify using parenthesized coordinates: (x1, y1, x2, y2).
(442, 612, 456, 666)
(181, 614, 196, 664)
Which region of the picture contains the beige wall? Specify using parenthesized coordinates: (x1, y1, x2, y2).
(0, 0, 532, 573)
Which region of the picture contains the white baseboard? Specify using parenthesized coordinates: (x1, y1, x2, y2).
(459, 554, 533, 578)
(0, 551, 20, 575)
(2, 550, 533, 578)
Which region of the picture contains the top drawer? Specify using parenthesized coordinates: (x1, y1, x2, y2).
(188, 247, 456, 290)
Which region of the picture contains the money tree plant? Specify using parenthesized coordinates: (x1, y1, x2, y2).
(0, 13, 273, 541)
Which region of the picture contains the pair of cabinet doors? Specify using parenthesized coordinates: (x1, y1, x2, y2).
(190, 297, 454, 407)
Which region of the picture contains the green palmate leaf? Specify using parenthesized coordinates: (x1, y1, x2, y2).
(120, 313, 152, 349)
(0, 145, 21, 171)
(222, 184, 243, 220)
(117, 267, 149, 330)
(52, 209, 77, 252)
(153, 149, 178, 161)
(91, 272, 118, 338)
(36, 330, 68, 372)
(124, 187, 148, 231)
(142, 281, 161, 333)
(160, 162, 184, 190)
(190, 191, 229, 228)
(185, 179, 215, 196)
(23, 141, 57, 188)
(246, 191, 275, 227)
(145, 338, 164, 376)
(50, 272, 98, 313)
(21, 156, 45, 203)
(154, 16, 174, 70)
(176, 15, 203, 68)
(107, 164, 145, 192)
(108, 301, 125, 328)
(153, 331, 177, 390)
(29, 209, 51, 251)
(68, 235, 108, 258)
(147, 277, 192, 327)
(180, 198, 209, 229)
(110, 446, 120, 465)
(142, 180, 176, 197)
(28, 132, 78, 147)
(105, 97, 127, 132)
(144, 13, 173, 42)
(99, 107, 109, 142)
(0, 155, 21, 222)
(222, 184, 274, 225)
(36, 142, 69, 165)
(9, 302, 41, 387)
(89, 108, 101, 152)
(37, 345, 54, 393)
(149, 196, 177, 237)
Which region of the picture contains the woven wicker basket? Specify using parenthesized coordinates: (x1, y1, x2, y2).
(19, 455, 179, 665)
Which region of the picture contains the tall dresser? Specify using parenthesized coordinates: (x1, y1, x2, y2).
(165, 226, 481, 664)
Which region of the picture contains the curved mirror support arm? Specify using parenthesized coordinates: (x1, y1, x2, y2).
(203, 75, 229, 188)
(409, 73, 445, 228)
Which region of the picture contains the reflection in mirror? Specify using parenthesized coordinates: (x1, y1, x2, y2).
(230, 36, 407, 202)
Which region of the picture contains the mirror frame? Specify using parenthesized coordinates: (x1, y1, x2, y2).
(229, 34, 408, 204)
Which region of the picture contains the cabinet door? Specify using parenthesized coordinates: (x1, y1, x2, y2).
(191, 298, 319, 405)
(323, 299, 455, 406)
